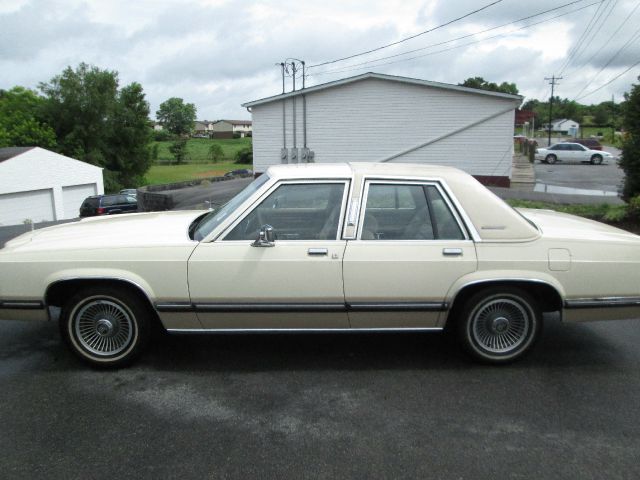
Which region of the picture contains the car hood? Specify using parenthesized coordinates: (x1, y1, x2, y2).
(3, 211, 204, 252)
(517, 208, 639, 243)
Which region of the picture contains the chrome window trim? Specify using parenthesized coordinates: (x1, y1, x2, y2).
(217, 179, 351, 242)
(356, 178, 471, 242)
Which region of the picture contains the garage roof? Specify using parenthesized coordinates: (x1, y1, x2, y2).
(242, 72, 523, 108)
(0, 147, 35, 163)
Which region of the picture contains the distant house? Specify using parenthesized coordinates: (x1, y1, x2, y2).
(210, 120, 252, 139)
(547, 118, 580, 134)
(0, 147, 104, 226)
(151, 121, 163, 131)
(194, 121, 215, 136)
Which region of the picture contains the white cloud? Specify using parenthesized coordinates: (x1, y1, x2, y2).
(1, 0, 639, 119)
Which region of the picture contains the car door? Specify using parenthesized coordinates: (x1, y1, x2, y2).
(342, 180, 477, 328)
(554, 144, 569, 161)
(188, 180, 350, 329)
(572, 144, 589, 162)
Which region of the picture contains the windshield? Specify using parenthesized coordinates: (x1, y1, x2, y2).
(192, 174, 270, 241)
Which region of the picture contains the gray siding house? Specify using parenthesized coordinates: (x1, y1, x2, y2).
(242, 72, 522, 186)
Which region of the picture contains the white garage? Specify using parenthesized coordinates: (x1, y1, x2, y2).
(0, 147, 104, 226)
(243, 72, 522, 186)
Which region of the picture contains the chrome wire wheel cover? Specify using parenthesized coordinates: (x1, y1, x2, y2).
(73, 298, 135, 357)
(471, 298, 530, 354)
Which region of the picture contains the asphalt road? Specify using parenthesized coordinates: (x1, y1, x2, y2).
(1, 315, 640, 479)
(168, 177, 254, 210)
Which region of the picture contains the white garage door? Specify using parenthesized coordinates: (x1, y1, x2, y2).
(0, 189, 55, 226)
(63, 184, 97, 219)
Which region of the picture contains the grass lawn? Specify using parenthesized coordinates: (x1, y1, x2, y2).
(144, 162, 246, 186)
(145, 138, 253, 186)
(152, 137, 252, 164)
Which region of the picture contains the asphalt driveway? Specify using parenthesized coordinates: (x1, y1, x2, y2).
(1, 315, 640, 479)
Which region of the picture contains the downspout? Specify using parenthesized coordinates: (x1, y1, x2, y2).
(303, 95, 307, 149)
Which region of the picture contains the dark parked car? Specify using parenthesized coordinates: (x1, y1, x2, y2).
(565, 138, 603, 150)
(224, 169, 252, 178)
(79, 194, 138, 217)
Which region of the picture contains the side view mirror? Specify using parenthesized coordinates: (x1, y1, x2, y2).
(251, 224, 275, 247)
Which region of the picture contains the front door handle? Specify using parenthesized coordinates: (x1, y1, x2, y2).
(442, 248, 463, 257)
(308, 248, 328, 256)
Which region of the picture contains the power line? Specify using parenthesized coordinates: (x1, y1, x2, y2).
(309, 1, 601, 79)
(545, 75, 562, 146)
(575, 58, 640, 100)
(310, 0, 599, 76)
(572, 24, 640, 99)
(569, 1, 640, 74)
(558, 0, 608, 75)
(307, 0, 504, 69)
(564, 0, 619, 73)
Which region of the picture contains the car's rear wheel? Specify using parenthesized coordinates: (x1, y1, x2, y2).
(60, 286, 150, 368)
(545, 154, 557, 164)
(457, 288, 541, 364)
(591, 154, 603, 165)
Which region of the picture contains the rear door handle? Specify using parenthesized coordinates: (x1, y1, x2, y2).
(308, 248, 328, 256)
(442, 248, 463, 257)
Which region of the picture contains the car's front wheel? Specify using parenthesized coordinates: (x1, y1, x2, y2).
(457, 288, 541, 364)
(545, 154, 557, 164)
(60, 286, 150, 368)
(591, 154, 603, 165)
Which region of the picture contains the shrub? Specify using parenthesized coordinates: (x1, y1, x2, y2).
(168, 139, 188, 164)
(620, 76, 640, 200)
(208, 144, 224, 163)
(153, 129, 174, 141)
(234, 146, 253, 164)
(233, 132, 241, 139)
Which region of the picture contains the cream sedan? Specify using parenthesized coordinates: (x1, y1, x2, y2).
(1, 163, 639, 367)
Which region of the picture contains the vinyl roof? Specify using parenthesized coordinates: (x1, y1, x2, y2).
(243, 72, 523, 108)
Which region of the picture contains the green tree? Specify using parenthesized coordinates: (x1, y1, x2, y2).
(620, 76, 640, 200)
(0, 87, 56, 148)
(169, 139, 188, 164)
(459, 77, 519, 95)
(593, 104, 609, 125)
(208, 144, 224, 162)
(156, 97, 196, 136)
(39, 63, 151, 191)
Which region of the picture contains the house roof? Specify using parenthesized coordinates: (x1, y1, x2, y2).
(242, 72, 523, 108)
(0, 147, 35, 163)
(214, 119, 252, 125)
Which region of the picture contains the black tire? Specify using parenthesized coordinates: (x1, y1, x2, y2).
(457, 287, 542, 364)
(591, 154, 603, 165)
(545, 154, 557, 164)
(60, 286, 150, 368)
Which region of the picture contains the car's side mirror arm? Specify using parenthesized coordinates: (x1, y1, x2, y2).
(252, 225, 275, 247)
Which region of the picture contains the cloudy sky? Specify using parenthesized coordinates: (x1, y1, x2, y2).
(1, 0, 639, 120)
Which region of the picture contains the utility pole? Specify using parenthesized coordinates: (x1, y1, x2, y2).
(544, 75, 562, 146)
